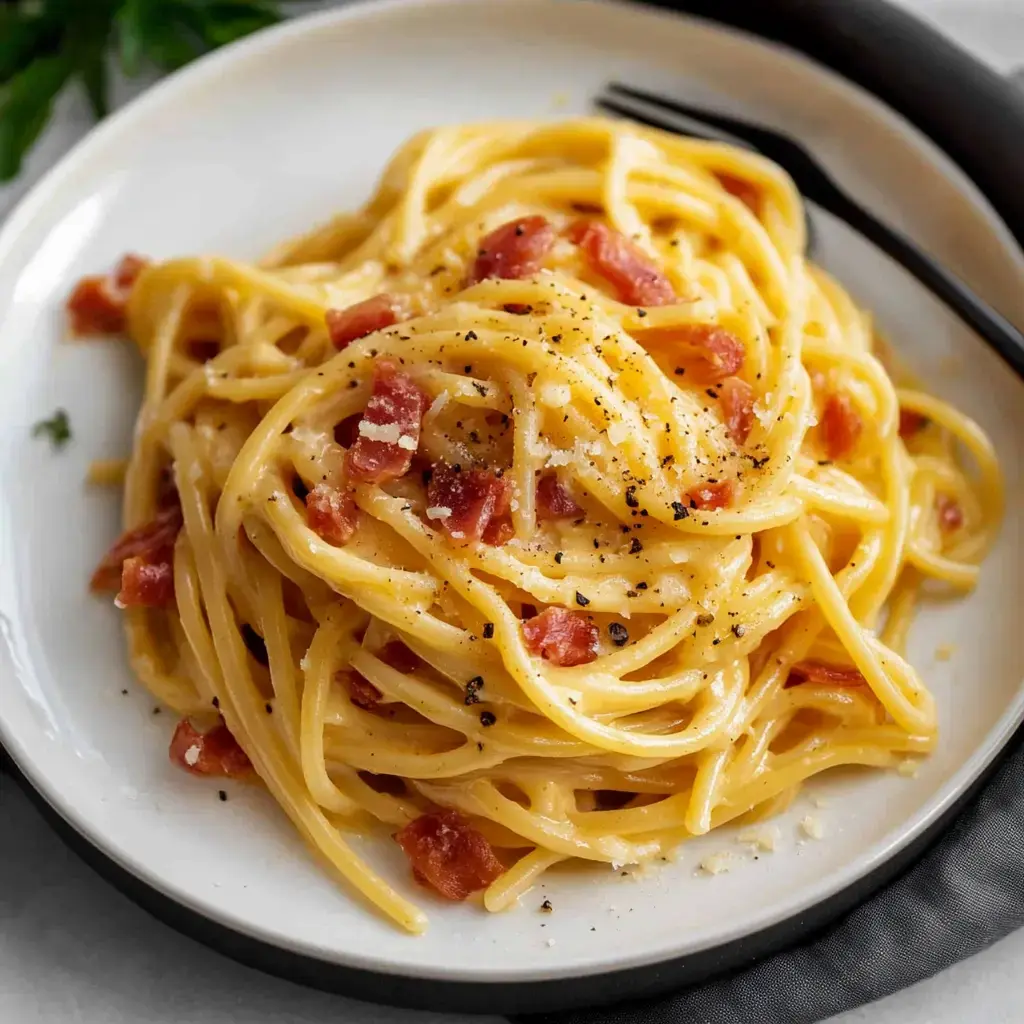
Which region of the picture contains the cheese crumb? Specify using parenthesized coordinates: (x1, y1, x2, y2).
(699, 852, 732, 875)
(184, 744, 201, 767)
(357, 420, 401, 443)
(545, 937, 556, 947)
(737, 825, 778, 852)
(425, 506, 452, 520)
(607, 421, 629, 446)
(539, 384, 571, 408)
(396, 434, 418, 450)
(426, 390, 449, 419)
(898, 759, 919, 778)
(813, 796, 831, 809)
(800, 815, 825, 840)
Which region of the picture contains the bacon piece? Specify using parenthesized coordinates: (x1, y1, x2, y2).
(426, 464, 511, 543)
(305, 483, 358, 545)
(936, 494, 964, 532)
(347, 359, 428, 483)
(326, 293, 402, 350)
(786, 661, 867, 688)
(716, 172, 761, 213)
(719, 376, 755, 445)
(337, 669, 382, 711)
(68, 254, 149, 335)
(568, 220, 676, 306)
(395, 809, 504, 900)
(522, 606, 599, 667)
(169, 718, 252, 777)
(655, 323, 745, 384)
(470, 216, 554, 284)
(91, 504, 183, 592)
(687, 480, 734, 510)
(898, 408, 927, 439)
(821, 393, 863, 460)
(482, 516, 515, 547)
(117, 552, 175, 608)
(535, 474, 583, 521)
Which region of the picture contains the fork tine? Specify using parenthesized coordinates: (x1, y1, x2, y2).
(595, 96, 722, 144)
(596, 91, 818, 257)
(607, 83, 770, 146)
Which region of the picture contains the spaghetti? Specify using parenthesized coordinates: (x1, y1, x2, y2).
(77, 119, 1003, 933)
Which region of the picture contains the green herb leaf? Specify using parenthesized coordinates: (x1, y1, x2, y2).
(0, 54, 74, 181)
(116, 0, 149, 77)
(32, 408, 72, 449)
(199, 2, 282, 47)
(2, 0, 287, 181)
(0, 9, 64, 85)
(77, 49, 110, 121)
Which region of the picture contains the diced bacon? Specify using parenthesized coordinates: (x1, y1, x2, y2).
(338, 669, 382, 710)
(657, 323, 745, 384)
(719, 376, 755, 445)
(822, 393, 863, 460)
(68, 254, 149, 335)
(305, 483, 358, 545)
(482, 516, 515, 547)
(169, 718, 252, 778)
(91, 504, 183, 592)
(347, 359, 428, 483)
(716, 172, 761, 213)
(379, 640, 419, 673)
(522, 606, 599, 667)
(325, 293, 403, 350)
(395, 809, 504, 900)
(535, 473, 583, 520)
(117, 552, 175, 608)
(469, 216, 554, 284)
(568, 220, 676, 306)
(687, 480, 734, 510)
(785, 661, 867, 688)
(936, 494, 964, 532)
(426, 463, 511, 543)
(898, 408, 927, 438)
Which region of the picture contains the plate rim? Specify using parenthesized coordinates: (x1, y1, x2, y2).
(2, 0, 1024, 1014)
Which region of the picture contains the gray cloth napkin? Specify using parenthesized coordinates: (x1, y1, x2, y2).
(518, 733, 1024, 1024)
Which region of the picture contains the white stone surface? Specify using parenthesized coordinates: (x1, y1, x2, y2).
(1, 1, 1021, 1022)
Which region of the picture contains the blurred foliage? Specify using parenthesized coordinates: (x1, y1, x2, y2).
(0, 0, 287, 180)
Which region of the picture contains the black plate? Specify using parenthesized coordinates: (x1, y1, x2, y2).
(4, 0, 1024, 1015)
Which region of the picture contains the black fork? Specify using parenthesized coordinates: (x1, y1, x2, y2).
(598, 83, 1024, 378)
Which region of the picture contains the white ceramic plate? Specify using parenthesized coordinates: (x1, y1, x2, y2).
(2, 0, 1023, 1013)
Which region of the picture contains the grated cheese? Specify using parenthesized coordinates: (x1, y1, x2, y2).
(800, 815, 825, 840)
(737, 825, 778, 852)
(699, 852, 732, 876)
(539, 384, 571, 408)
(607, 421, 629, 446)
(425, 506, 452, 520)
(426, 389, 449, 418)
(358, 421, 401, 443)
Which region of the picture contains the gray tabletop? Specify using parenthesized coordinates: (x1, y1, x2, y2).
(3, 2, 1023, 1021)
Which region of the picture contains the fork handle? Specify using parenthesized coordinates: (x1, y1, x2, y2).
(824, 189, 1024, 377)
